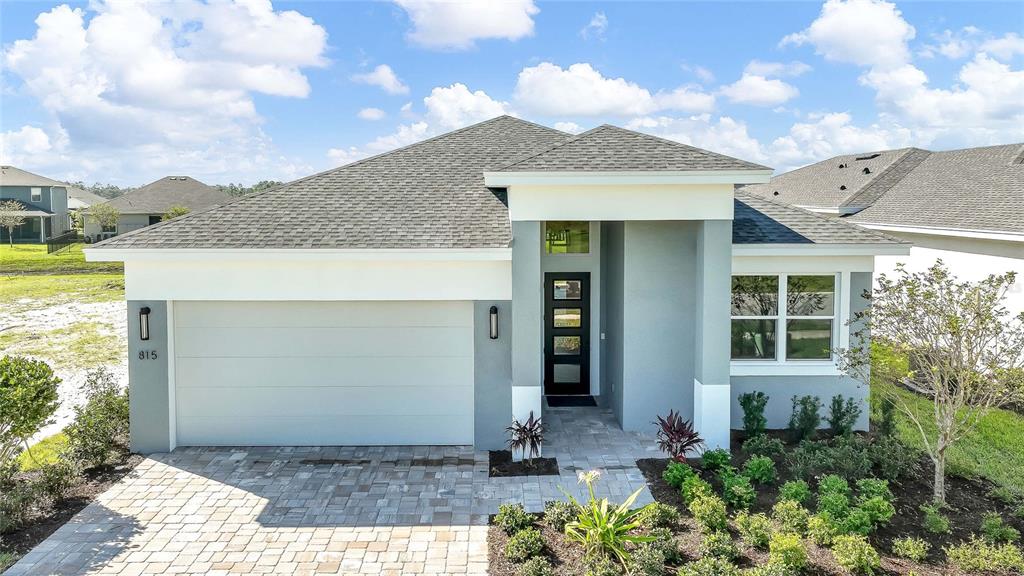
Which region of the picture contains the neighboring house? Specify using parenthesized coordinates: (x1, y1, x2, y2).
(86, 117, 908, 454)
(743, 144, 1024, 314)
(83, 175, 232, 241)
(66, 186, 107, 211)
(0, 165, 73, 243)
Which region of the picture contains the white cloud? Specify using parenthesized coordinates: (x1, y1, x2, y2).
(357, 107, 387, 121)
(554, 121, 583, 134)
(1, 1, 327, 183)
(744, 60, 812, 77)
(980, 33, 1024, 60)
(513, 62, 715, 116)
(580, 12, 607, 40)
(394, 0, 538, 50)
(918, 27, 982, 59)
(720, 75, 800, 106)
(351, 64, 409, 95)
(1, 126, 53, 158)
(781, 0, 915, 69)
(628, 114, 768, 167)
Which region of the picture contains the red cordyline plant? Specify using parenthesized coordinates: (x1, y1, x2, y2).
(507, 411, 544, 465)
(654, 410, 704, 462)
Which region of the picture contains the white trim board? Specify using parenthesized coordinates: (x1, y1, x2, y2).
(732, 244, 910, 257)
(855, 222, 1024, 243)
(506, 183, 735, 221)
(484, 170, 772, 186)
(86, 247, 512, 262)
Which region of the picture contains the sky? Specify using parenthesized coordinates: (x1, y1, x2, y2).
(1, 0, 1022, 186)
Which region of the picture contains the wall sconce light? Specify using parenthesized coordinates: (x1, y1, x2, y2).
(489, 305, 499, 340)
(139, 306, 151, 341)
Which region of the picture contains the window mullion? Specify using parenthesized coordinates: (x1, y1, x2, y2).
(778, 273, 787, 364)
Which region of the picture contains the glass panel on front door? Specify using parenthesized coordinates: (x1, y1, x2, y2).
(545, 273, 590, 395)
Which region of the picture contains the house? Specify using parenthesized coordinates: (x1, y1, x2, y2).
(742, 144, 1024, 314)
(66, 186, 107, 211)
(83, 175, 232, 241)
(85, 116, 909, 454)
(0, 165, 73, 243)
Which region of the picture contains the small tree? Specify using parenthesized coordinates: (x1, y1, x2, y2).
(0, 199, 27, 247)
(162, 205, 191, 221)
(87, 202, 120, 234)
(0, 356, 61, 465)
(838, 261, 1024, 503)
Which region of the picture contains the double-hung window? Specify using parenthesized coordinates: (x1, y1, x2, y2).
(30, 187, 42, 203)
(731, 274, 837, 362)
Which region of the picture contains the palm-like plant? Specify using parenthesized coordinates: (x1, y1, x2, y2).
(562, 470, 653, 567)
(654, 410, 705, 462)
(506, 411, 544, 464)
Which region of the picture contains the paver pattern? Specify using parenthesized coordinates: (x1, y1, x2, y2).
(8, 406, 656, 575)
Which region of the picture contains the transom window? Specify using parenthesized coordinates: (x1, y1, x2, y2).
(545, 221, 589, 254)
(731, 274, 837, 361)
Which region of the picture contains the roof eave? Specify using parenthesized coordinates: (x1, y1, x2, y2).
(83, 247, 514, 262)
(484, 169, 773, 187)
(731, 243, 912, 257)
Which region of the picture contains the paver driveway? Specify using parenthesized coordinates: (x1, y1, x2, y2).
(7, 407, 656, 575)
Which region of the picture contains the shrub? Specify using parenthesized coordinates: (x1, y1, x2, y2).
(65, 368, 128, 469)
(0, 480, 37, 533)
(873, 397, 897, 438)
(735, 511, 772, 550)
(677, 557, 740, 576)
(543, 500, 577, 532)
(506, 527, 544, 562)
(743, 456, 776, 485)
(648, 527, 681, 563)
(655, 410, 705, 461)
(663, 460, 696, 489)
(721, 470, 756, 510)
(857, 497, 895, 527)
(496, 503, 535, 534)
(868, 436, 920, 482)
(944, 536, 1024, 573)
(779, 480, 812, 505)
(517, 557, 554, 576)
(681, 475, 713, 505)
(701, 449, 731, 471)
(818, 474, 851, 497)
(738, 392, 769, 437)
(788, 395, 822, 441)
(892, 536, 930, 562)
(919, 503, 951, 534)
(507, 411, 544, 464)
(832, 535, 880, 575)
(583, 554, 622, 576)
(817, 492, 851, 520)
(689, 494, 728, 533)
(855, 478, 893, 503)
(768, 532, 808, 573)
(827, 395, 862, 437)
(741, 434, 785, 459)
(36, 459, 78, 502)
(787, 437, 873, 482)
(563, 471, 652, 567)
(636, 502, 680, 530)
(772, 499, 810, 535)
(701, 530, 739, 560)
(981, 512, 1021, 544)
(0, 356, 60, 465)
(740, 564, 790, 576)
(807, 513, 839, 546)
(840, 508, 875, 536)
(628, 543, 666, 576)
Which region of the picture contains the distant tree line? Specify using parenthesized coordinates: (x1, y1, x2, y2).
(216, 180, 282, 197)
(63, 180, 283, 199)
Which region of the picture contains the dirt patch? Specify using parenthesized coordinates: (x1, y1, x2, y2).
(0, 452, 142, 563)
(489, 450, 559, 477)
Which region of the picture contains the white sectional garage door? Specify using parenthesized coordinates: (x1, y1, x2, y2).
(173, 301, 474, 446)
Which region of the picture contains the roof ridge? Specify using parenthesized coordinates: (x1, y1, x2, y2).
(604, 124, 771, 170)
(496, 124, 607, 171)
(841, 148, 932, 210)
(735, 189, 906, 244)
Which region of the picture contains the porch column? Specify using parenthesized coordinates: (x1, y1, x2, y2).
(39, 217, 46, 243)
(693, 219, 733, 450)
(511, 221, 544, 428)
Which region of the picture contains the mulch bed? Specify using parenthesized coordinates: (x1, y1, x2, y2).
(0, 451, 143, 562)
(489, 450, 559, 477)
(488, 519, 590, 576)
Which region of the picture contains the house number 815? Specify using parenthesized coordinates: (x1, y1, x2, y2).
(139, 350, 159, 360)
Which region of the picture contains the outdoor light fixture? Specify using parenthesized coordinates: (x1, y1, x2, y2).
(139, 306, 151, 341)
(489, 306, 499, 340)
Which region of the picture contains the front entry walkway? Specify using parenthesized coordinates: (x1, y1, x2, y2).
(7, 407, 657, 575)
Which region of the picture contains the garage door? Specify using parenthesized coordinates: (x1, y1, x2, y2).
(173, 301, 474, 446)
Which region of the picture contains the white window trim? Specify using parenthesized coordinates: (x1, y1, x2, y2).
(30, 187, 42, 202)
(730, 272, 845, 376)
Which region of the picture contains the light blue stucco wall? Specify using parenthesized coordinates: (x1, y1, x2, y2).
(127, 300, 172, 453)
(474, 300, 513, 450)
(511, 221, 543, 396)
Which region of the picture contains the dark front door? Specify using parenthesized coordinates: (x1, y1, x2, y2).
(544, 272, 590, 395)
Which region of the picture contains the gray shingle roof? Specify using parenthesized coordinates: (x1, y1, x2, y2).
(733, 191, 905, 245)
(0, 165, 67, 187)
(94, 116, 570, 249)
(848, 144, 1024, 234)
(67, 187, 107, 208)
(500, 124, 770, 172)
(100, 176, 231, 215)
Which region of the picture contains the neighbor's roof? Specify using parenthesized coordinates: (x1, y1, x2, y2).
(0, 199, 54, 218)
(0, 165, 67, 188)
(500, 124, 770, 172)
(733, 191, 905, 245)
(67, 187, 107, 209)
(743, 143, 1024, 235)
(99, 176, 231, 215)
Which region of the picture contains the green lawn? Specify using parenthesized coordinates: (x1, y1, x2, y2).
(0, 243, 123, 275)
(16, 432, 69, 471)
(873, 378, 1024, 497)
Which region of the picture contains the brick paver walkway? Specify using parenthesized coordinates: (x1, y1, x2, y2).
(7, 406, 656, 575)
